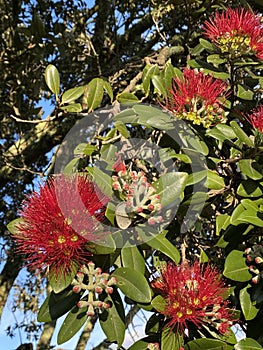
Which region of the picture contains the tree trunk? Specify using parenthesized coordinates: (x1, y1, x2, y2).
(36, 320, 56, 350)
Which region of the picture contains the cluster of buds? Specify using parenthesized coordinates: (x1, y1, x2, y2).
(245, 245, 263, 284)
(112, 157, 163, 226)
(72, 262, 117, 316)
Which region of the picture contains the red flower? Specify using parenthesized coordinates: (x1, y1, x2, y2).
(244, 105, 263, 133)
(152, 261, 235, 335)
(164, 68, 228, 128)
(203, 8, 263, 59)
(14, 175, 108, 275)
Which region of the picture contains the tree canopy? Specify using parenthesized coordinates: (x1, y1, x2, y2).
(1, 0, 263, 349)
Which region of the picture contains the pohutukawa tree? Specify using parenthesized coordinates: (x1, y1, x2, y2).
(2, 0, 263, 349)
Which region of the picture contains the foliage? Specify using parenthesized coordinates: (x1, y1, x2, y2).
(2, 0, 263, 349)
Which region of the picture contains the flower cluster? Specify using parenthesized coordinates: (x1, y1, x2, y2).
(72, 262, 117, 317)
(112, 157, 163, 226)
(164, 68, 228, 128)
(14, 175, 108, 275)
(203, 8, 263, 59)
(152, 261, 235, 335)
(245, 245, 263, 284)
(244, 105, 263, 134)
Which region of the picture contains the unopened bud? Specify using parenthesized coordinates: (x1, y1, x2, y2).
(73, 285, 81, 293)
(255, 257, 263, 264)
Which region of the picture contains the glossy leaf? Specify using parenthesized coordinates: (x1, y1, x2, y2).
(92, 167, 113, 198)
(60, 103, 82, 112)
(38, 288, 81, 322)
(117, 92, 139, 104)
(162, 327, 184, 350)
(61, 86, 84, 105)
(102, 79, 113, 102)
(223, 250, 251, 282)
(142, 64, 160, 95)
(206, 170, 225, 190)
(99, 291, 125, 347)
(7, 218, 23, 236)
(49, 263, 78, 293)
(112, 267, 151, 303)
(121, 246, 145, 274)
(146, 233, 181, 264)
(230, 121, 254, 147)
(185, 338, 231, 350)
(57, 305, 88, 344)
(45, 64, 60, 98)
(128, 336, 160, 350)
(153, 172, 188, 207)
(85, 78, 104, 112)
(239, 159, 262, 180)
(237, 84, 253, 100)
(237, 180, 263, 198)
(151, 295, 166, 313)
(240, 285, 259, 321)
(234, 338, 263, 349)
(151, 75, 167, 97)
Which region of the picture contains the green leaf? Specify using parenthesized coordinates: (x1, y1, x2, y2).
(38, 288, 81, 322)
(86, 233, 116, 254)
(7, 218, 23, 235)
(153, 172, 188, 207)
(99, 291, 125, 347)
(223, 250, 251, 282)
(60, 103, 82, 112)
(230, 121, 254, 147)
(185, 338, 231, 350)
(163, 61, 177, 89)
(240, 285, 259, 321)
(206, 170, 225, 190)
(142, 64, 160, 95)
(92, 167, 113, 198)
(239, 159, 262, 180)
(207, 54, 227, 66)
(112, 267, 151, 303)
(237, 84, 254, 100)
(151, 295, 166, 313)
(151, 75, 167, 97)
(117, 92, 139, 104)
(234, 338, 263, 350)
(114, 121, 131, 138)
(57, 305, 88, 344)
(49, 263, 78, 293)
(121, 246, 145, 274)
(45, 64, 60, 98)
(146, 233, 181, 264)
(61, 86, 84, 105)
(237, 180, 263, 198)
(85, 78, 104, 112)
(199, 38, 218, 52)
(102, 79, 114, 102)
(162, 327, 183, 350)
(216, 214, 230, 236)
(128, 336, 160, 350)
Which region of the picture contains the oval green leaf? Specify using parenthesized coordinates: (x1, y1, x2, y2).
(57, 305, 88, 344)
(223, 250, 251, 282)
(61, 86, 84, 105)
(99, 290, 125, 347)
(45, 64, 60, 98)
(112, 267, 151, 303)
(234, 338, 263, 350)
(121, 246, 145, 274)
(240, 285, 259, 321)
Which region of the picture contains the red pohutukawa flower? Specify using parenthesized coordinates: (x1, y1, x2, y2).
(152, 261, 236, 335)
(203, 8, 263, 59)
(14, 175, 108, 275)
(165, 68, 228, 128)
(244, 105, 263, 133)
